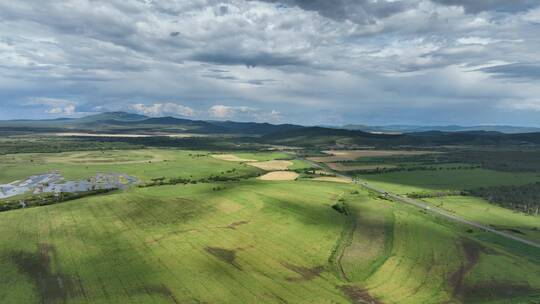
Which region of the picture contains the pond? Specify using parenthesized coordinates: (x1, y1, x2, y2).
(0, 172, 139, 199)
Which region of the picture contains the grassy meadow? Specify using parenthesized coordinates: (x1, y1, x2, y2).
(357, 168, 540, 195)
(0, 149, 539, 303)
(423, 196, 540, 243)
(0, 149, 261, 184)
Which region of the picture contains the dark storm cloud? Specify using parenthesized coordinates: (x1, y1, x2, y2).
(257, 0, 414, 24)
(244, 79, 276, 86)
(191, 52, 307, 68)
(431, 0, 539, 13)
(201, 69, 276, 85)
(478, 63, 540, 80)
(202, 74, 239, 81)
(1, 0, 540, 125)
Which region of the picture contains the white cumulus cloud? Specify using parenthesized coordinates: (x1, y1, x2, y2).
(208, 105, 250, 119)
(130, 102, 195, 117)
(208, 105, 281, 122)
(28, 97, 78, 116)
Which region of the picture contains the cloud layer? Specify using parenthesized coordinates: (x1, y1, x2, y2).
(130, 103, 195, 117)
(0, 0, 539, 125)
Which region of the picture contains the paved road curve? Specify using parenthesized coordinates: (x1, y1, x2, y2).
(300, 157, 540, 250)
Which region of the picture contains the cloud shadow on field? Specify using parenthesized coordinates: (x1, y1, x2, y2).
(10, 243, 82, 303)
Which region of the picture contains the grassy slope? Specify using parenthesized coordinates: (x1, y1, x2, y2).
(339, 193, 394, 283)
(357, 168, 540, 194)
(423, 196, 540, 243)
(340, 194, 540, 304)
(289, 159, 314, 170)
(0, 150, 539, 303)
(0, 181, 357, 303)
(210, 152, 312, 170)
(363, 205, 462, 303)
(0, 149, 260, 184)
(220, 152, 292, 161)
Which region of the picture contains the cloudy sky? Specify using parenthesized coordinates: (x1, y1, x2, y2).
(1, 0, 539, 126)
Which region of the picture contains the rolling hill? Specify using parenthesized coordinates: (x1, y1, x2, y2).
(2, 112, 540, 148)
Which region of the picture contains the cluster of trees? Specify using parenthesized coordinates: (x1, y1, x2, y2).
(1, 135, 276, 156)
(294, 168, 333, 176)
(331, 198, 350, 215)
(449, 150, 540, 172)
(408, 191, 464, 199)
(0, 189, 114, 212)
(467, 183, 540, 216)
(341, 149, 540, 174)
(0, 137, 140, 155)
(188, 153, 209, 158)
(85, 136, 266, 151)
(140, 172, 259, 188)
(350, 165, 480, 175)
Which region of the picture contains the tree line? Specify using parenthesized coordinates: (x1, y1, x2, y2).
(0, 189, 114, 213)
(467, 183, 540, 216)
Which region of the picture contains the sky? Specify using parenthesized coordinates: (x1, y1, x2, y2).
(0, 0, 539, 126)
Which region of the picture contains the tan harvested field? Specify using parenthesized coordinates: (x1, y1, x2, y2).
(212, 154, 257, 162)
(326, 163, 398, 172)
(308, 149, 432, 163)
(54, 132, 154, 138)
(44, 150, 165, 164)
(311, 176, 351, 183)
(258, 171, 299, 181)
(53, 132, 204, 138)
(248, 160, 293, 171)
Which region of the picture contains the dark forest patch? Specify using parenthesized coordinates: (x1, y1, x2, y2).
(282, 262, 324, 281)
(467, 182, 540, 216)
(340, 285, 382, 304)
(205, 247, 241, 270)
(11, 243, 80, 303)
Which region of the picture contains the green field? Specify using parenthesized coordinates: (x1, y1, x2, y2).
(0, 149, 539, 303)
(220, 152, 293, 161)
(357, 168, 540, 195)
(423, 196, 540, 243)
(0, 150, 260, 184)
(0, 181, 352, 303)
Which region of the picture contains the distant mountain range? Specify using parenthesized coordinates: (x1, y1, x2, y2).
(340, 124, 540, 134)
(2, 112, 540, 147)
(2, 111, 538, 134)
(0, 112, 304, 136)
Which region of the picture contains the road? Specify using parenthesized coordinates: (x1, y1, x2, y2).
(299, 157, 540, 250)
